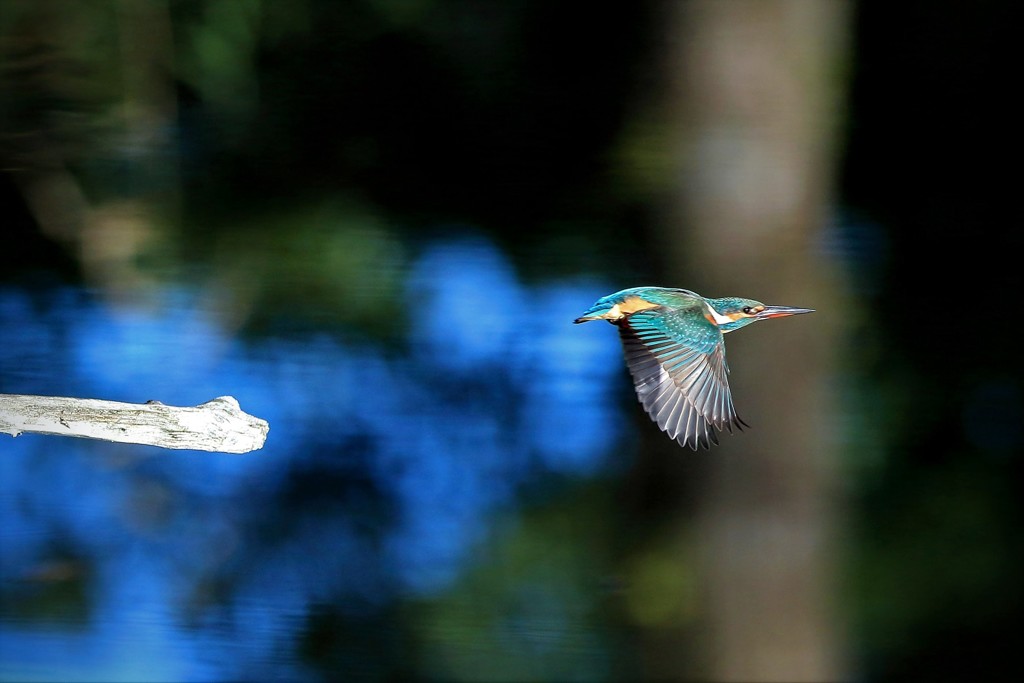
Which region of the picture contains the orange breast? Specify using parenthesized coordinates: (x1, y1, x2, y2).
(618, 296, 661, 315)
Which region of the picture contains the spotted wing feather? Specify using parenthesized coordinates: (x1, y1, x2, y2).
(618, 307, 746, 449)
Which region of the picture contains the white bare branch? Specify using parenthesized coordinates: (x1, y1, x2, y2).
(0, 394, 268, 453)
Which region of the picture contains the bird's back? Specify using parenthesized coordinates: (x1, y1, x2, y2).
(623, 287, 701, 306)
(606, 287, 706, 313)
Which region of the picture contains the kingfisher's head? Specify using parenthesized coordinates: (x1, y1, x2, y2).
(705, 297, 814, 333)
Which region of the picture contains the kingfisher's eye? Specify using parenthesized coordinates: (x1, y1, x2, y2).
(742, 306, 753, 314)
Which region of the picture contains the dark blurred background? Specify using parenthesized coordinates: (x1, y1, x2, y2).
(1, 1, 1019, 681)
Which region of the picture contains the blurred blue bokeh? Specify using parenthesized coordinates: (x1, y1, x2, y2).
(0, 234, 625, 680)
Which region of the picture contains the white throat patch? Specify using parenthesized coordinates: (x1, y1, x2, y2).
(704, 303, 734, 326)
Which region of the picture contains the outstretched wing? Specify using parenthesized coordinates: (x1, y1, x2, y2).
(618, 307, 746, 449)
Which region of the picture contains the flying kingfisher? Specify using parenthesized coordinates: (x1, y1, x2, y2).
(575, 287, 813, 450)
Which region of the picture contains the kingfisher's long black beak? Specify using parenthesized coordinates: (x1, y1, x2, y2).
(755, 305, 815, 320)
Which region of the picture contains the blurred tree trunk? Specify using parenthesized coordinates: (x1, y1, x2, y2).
(656, 1, 850, 680)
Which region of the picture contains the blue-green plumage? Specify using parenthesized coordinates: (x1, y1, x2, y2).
(575, 286, 813, 450)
